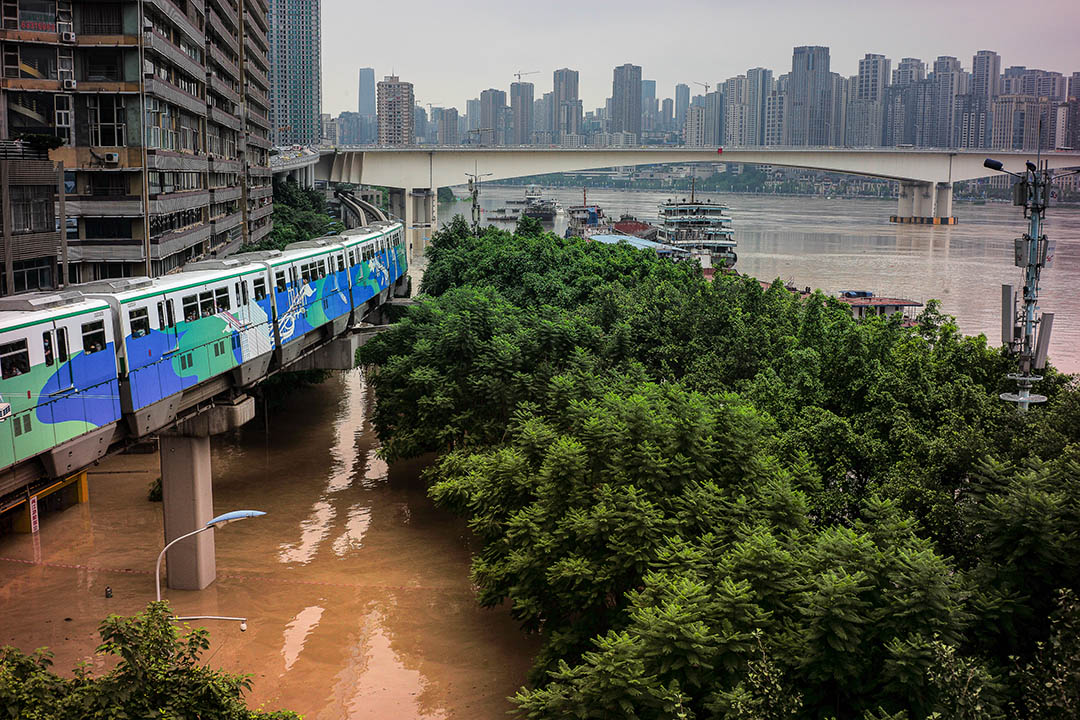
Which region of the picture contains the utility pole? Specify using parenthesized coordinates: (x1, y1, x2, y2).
(984, 155, 1078, 410)
(465, 163, 492, 235)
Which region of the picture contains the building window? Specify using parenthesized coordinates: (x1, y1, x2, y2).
(87, 95, 126, 146)
(79, 3, 121, 34)
(83, 217, 130, 239)
(10, 186, 53, 233)
(89, 173, 127, 196)
(9, 257, 54, 294)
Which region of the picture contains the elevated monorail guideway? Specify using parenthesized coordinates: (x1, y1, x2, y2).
(0, 222, 409, 592)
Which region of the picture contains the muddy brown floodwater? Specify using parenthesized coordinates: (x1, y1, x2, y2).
(0, 369, 539, 718)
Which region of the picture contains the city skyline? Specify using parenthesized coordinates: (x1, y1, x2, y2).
(321, 0, 1079, 115)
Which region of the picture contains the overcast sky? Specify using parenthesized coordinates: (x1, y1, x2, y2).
(321, 0, 1080, 116)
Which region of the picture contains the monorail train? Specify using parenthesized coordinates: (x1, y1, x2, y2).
(0, 221, 406, 481)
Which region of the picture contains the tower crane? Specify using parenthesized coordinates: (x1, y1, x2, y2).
(513, 70, 539, 82)
(694, 81, 711, 94)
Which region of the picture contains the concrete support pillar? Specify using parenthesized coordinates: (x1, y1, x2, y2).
(912, 182, 933, 218)
(160, 434, 216, 590)
(935, 182, 954, 219)
(897, 182, 915, 217)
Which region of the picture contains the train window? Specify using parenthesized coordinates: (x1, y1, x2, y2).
(81, 321, 106, 355)
(57, 328, 68, 362)
(318, 260, 327, 278)
(42, 332, 54, 366)
(290, 267, 299, 285)
(182, 295, 199, 322)
(129, 307, 150, 338)
(1, 339, 30, 378)
(253, 278, 267, 301)
(157, 302, 166, 331)
(214, 287, 230, 312)
(275, 270, 287, 292)
(199, 291, 215, 317)
(166, 300, 176, 328)
(235, 280, 249, 306)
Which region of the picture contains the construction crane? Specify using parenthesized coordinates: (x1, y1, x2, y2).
(513, 70, 539, 82)
(694, 81, 711, 95)
(465, 127, 494, 146)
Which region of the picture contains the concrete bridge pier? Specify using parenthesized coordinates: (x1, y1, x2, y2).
(387, 187, 435, 263)
(159, 396, 255, 591)
(891, 180, 956, 225)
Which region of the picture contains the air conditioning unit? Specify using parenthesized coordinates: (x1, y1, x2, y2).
(103, 152, 120, 165)
(60, 31, 76, 43)
(62, 78, 77, 90)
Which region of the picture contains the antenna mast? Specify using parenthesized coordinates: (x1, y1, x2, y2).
(985, 143, 1078, 410)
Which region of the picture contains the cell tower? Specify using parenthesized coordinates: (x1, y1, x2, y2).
(984, 156, 1078, 410)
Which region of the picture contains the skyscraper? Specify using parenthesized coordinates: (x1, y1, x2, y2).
(723, 75, 749, 146)
(641, 79, 657, 131)
(612, 64, 643, 140)
(675, 84, 690, 129)
(846, 53, 890, 146)
(479, 88, 507, 146)
(269, 0, 323, 146)
(358, 68, 376, 116)
(685, 106, 707, 147)
(931, 56, 966, 148)
(787, 46, 831, 146)
(438, 108, 460, 145)
(745, 68, 773, 146)
(377, 76, 415, 145)
(892, 58, 926, 86)
(553, 69, 582, 140)
(510, 82, 535, 145)
(661, 98, 675, 132)
(957, 50, 1000, 148)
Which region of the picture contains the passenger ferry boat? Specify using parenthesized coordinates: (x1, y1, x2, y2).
(506, 185, 558, 221)
(656, 182, 737, 272)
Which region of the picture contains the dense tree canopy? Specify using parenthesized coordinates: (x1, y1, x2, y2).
(358, 216, 1080, 719)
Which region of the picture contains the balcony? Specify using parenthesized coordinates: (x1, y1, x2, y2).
(145, 32, 206, 81)
(209, 185, 242, 202)
(248, 203, 272, 221)
(246, 108, 270, 131)
(243, 13, 268, 50)
(144, 0, 205, 47)
(244, 58, 269, 91)
(207, 8, 239, 55)
(149, 190, 211, 214)
(208, 45, 241, 82)
(211, 210, 243, 233)
(145, 78, 207, 117)
(248, 185, 272, 200)
(245, 133, 271, 150)
(65, 196, 143, 217)
(208, 74, 241, 105)
(209, 156, 242, 173)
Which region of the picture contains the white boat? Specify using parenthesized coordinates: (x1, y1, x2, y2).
(656, 183, 737, 272)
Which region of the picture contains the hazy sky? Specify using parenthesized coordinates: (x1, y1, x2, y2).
(321, 0, 1080, 116)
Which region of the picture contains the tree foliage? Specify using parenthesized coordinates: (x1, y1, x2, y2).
(0, 602, 299, 718)
(358, 215, 1080, 719)
(246, 179, 344, 252)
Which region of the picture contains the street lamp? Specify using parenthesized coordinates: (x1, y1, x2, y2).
(155, 510, 266, 630)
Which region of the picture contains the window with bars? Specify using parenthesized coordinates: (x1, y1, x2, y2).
(87, 95, 126, 146)
(10, 186, 53, 233)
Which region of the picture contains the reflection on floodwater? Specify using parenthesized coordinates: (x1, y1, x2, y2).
(0, 369, 538, 718)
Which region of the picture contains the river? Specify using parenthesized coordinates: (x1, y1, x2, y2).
(0, 370, 538, 719)
(449, 188, 1080, 373)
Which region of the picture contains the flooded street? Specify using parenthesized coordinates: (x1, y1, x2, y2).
(0, 369, 538, 718)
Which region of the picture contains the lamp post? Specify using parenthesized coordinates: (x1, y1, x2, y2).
(156, 510, 266, 629)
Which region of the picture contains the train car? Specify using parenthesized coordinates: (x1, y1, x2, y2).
(0, 292, 122, 476)
(264, 241, 351, 364)
(81, 264, 275, 436)
(339, 222, 407, 315)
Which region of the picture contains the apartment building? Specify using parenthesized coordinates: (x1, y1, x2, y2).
(0, 0, 273, 288)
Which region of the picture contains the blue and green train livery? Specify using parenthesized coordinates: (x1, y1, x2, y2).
(0, 222, 406, 480)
